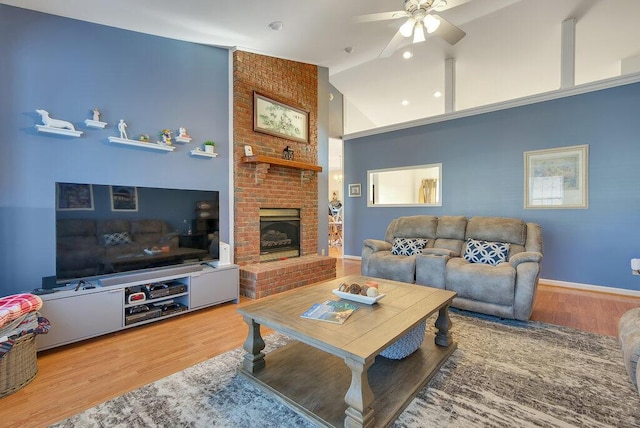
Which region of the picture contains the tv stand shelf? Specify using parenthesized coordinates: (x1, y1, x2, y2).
(35, 264, 239, 351)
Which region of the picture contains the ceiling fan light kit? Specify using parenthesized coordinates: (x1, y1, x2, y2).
(354, 0, 466, 58)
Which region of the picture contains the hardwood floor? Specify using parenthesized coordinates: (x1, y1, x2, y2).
(2, 257, 639, 427)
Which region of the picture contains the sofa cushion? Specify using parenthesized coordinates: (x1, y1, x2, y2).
(466, 216, 526, 246)
(391, 238, 428, 256)
(463, 238, 510, 266)
(389, 216, 438, 240)
(103, 232, 133, 247)
(56, 219, 96, 238)
(446, 258, 516, 306)
(367, 252, 416, 284)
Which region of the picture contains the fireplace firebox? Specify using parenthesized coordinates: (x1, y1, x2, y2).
(259, 208, 300, 262)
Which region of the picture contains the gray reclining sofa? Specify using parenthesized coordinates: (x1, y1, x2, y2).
(361, 215, 543, 321)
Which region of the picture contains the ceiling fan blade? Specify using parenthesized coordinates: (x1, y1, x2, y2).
(379, 29, 407, 58)
(432, 15, 466, 45)
(352, 10, 408, 23)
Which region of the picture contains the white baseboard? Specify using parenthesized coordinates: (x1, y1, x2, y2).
(343, 254, 640, 297)
(539, 278, 640, 297)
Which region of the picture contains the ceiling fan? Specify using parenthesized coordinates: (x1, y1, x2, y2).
(354, 0, 467, 57)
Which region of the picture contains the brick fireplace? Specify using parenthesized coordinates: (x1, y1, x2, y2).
(233, 51, 336, 298)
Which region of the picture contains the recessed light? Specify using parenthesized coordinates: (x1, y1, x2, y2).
(433, 91, 442, 98)
(269, 21, 283, 31)
(402, 51, 413, 59)
(401, 100, 409, 106)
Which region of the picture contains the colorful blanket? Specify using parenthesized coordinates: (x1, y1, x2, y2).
(0, 312, 50, 358)
(0, 293, 43, 328)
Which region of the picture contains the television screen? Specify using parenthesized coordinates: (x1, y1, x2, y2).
(54, 182, 219, 286)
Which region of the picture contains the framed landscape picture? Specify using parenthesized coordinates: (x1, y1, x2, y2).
(110, 186, 138, 212)
(254, 92, 309, 143)
(524, 145, 588, 209)
(56, 183, 94, 211)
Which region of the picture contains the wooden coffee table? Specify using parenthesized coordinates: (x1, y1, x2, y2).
(237, 274, 457, 428)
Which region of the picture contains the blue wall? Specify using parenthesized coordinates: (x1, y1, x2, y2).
(344, 83, 640, 291)
(0, 6, 230, 295)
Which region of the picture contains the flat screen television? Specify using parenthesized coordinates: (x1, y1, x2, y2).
(53, 182, 219, 286)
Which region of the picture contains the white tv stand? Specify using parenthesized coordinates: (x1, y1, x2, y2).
(36, 263, 239, 351)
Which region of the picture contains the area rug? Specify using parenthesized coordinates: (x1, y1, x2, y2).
(51, 311, 640, 427)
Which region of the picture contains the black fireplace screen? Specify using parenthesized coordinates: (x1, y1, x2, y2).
(259, 208, 300, 262)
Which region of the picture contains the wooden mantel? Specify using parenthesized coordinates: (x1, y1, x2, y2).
(241, 155, 323, 172)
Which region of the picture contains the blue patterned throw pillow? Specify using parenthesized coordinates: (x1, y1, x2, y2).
(391, 238, 428, 256)
(103, 232, 132, 247)
(463, 238, 510, 266)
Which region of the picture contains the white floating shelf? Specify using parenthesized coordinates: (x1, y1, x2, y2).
(108, 136, 176, 151)
(190, 149, 218, 158)
(85, 119, 107, 129)
(36, 125, 83, 137)
(175, 136, 192, 143)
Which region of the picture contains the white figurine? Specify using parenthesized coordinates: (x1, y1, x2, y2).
(92, 108, 101, 122)
(118, 119, 128, 139)
(35, 109, 76, 131)
(179, 127, 189, 138)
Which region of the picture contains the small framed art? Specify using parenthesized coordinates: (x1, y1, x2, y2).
(348, 183, 362, 198)
(56, 183, 94, 211)
(110, 186, 138, 212)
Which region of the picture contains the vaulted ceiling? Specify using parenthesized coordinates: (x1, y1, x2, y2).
(4, 0, 640, 134)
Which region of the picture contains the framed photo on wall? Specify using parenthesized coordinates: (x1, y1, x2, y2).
(110, 186, 138, 212)
(524, 144, 588, 209)
(56, 183, 94, 211)
(254, 92, 309, 143)
(348, 183, 362, 198)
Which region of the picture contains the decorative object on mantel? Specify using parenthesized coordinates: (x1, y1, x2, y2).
(35, 109, 83, 137)
(253, 91, 309, 143)
(175, 127, 191, 143)
(282, 145, 294, 160)
(244, 145, 254, 156)
(158, 129, 173, 146)
(84, 107, 107, 129)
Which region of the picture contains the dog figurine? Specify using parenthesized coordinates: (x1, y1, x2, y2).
(36, 109, 76, 131)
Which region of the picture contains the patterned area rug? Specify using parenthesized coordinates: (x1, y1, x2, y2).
(51, 311, 640, 427)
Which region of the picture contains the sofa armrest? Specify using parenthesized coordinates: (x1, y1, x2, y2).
(509, 251, 542, 268)
(361, 239, 392, 276)
(363, 239, 392, 253)
(421, 248, 459, 258)
(415, 254, 450, 289)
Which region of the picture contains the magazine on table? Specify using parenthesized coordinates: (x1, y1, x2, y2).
(301, 299, 359, 324)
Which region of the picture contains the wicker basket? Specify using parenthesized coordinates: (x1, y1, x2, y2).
(380, 320, 427, 360)
(0, 333, 38, 398)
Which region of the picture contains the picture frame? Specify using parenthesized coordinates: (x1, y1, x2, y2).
(254, 92, 309, 143)
(524, 144, 588, 209)
(348, 183, 362, 198)
(244, 145, 254, 156)
(110, 185, 138, 212)
(56, 183, 94, 211)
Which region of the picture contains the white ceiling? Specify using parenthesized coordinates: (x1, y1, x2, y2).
(4, 0, 640, 135)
